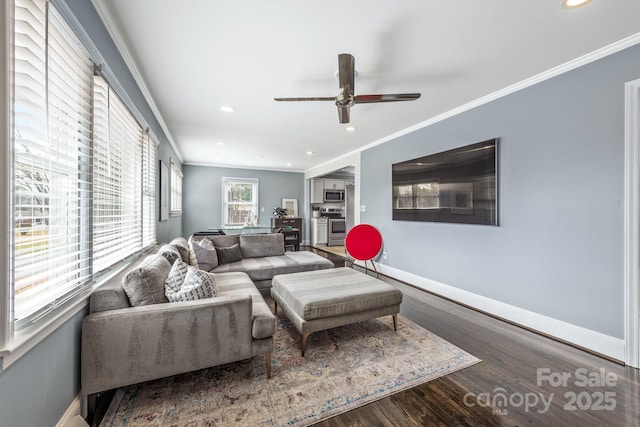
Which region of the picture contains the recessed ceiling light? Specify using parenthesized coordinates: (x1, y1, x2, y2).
(561, 0, 591, 9)
(220, 106, 235, 113)
(286, 163, 292, 167)
(306, 151, 314, 155)
(346, 126, 356, 132)
(216, 141, 225, 146)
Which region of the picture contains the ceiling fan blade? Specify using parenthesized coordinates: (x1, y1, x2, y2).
(338, 53, 355, 95)
(337, 105, 350, 124)
(274, 96, 336, 101)
(354, 93, 421, 103)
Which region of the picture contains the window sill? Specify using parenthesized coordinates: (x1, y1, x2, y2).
(0, 291, 90, 371)
(170, 211, 182, 218)
(0, 251, 149, 372)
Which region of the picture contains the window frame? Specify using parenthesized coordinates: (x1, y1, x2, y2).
(222, 177, 259, 227)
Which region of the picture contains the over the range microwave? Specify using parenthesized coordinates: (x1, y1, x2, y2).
(323, 189, 344, 202)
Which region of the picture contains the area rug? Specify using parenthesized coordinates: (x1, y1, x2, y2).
(100, 304, 480, 427)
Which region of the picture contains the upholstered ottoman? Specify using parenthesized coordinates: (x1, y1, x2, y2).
(271, 267, 403, 356)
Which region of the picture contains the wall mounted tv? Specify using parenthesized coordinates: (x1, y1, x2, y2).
(392, 138, 498, 225)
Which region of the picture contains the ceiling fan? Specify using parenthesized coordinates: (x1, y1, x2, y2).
(274, 53, 421, 124)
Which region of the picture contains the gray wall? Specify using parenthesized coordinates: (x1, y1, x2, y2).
(182, 165, 304, 237)
(0, 311, 86, 427)
(0, 1, 182, 425)
(361, 44, 640, 339)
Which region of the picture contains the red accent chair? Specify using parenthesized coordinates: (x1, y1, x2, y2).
(345, 224, 383, 276)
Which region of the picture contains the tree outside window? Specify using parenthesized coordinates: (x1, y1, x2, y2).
(222, 177, 258, 226)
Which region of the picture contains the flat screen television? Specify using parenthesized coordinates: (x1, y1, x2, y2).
(392, 138, 498, 225)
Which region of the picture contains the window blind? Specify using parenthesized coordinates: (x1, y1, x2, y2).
(170, 160, 182, 215)
(13, 0, 93, 323)
(92, 75, 144, 273)
(142, 133, 157, 248)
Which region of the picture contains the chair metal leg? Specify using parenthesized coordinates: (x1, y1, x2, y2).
(392, 314, 398, 331)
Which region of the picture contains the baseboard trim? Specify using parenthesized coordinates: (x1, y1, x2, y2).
(368, 262, 625, 362)
(56, 394, 83, 427)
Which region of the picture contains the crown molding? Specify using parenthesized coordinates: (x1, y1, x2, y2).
(340, 32, 640, 166)
(91, 0, 182, 163)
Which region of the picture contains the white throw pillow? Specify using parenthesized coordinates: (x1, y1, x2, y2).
(165, 264, 218, 302)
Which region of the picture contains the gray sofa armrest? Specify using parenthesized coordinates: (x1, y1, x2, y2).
(81, 294, 253, 395)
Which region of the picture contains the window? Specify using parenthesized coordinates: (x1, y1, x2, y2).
(142, 134, 158, 248)
(222, 177, 258, 226)
(8, 0, 157, 334)
(12, 0, 94, 324)
(170, 160, 182, 216)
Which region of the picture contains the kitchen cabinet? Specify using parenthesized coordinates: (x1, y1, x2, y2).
(310, 178, 324, 204)
(310, 217, 328, 246)
(324, 179, 345, 190)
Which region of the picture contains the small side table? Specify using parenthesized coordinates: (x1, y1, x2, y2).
(279, 228, 300, 251)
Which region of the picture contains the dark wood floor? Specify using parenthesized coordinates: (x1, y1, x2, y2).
(309, 247, 640, 426)
(92, 247, 640, 426)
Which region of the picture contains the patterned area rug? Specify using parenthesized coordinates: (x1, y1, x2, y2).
(100, 302, 480, 427)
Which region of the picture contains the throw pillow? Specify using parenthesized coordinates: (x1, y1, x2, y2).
(216, 243, 243, 265)
(169, 237, 189, 262)
(187, 235, 204, 267)
(165, 258, 190, 293)
(157, 244, 181, 265)
(192, 238, 219, 271)
(165, 266, 218, 302)
(122, 255, 171, 306)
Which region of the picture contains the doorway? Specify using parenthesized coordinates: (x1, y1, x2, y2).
(624, 77, 640, 368)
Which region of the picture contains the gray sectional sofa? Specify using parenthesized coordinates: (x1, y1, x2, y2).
(81, 232, 334, 417)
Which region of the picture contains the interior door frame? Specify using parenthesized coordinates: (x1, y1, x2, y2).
(624, 77, 640, 368)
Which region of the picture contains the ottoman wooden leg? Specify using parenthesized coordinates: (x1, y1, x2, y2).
(301, 333, 310, 357)
(274, 300, 278, 315)
(263, 352, 272, 378)
(393, 314, 398, 331)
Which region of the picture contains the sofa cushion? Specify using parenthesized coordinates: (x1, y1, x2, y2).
(212, 251, 334, 282)
(122, 255, 171, 306)
(216, 272, 276, 339)
(210, 234, 240, 248)
(158, 244, 181, 265)
(216, 243, 243, 265)
(165, 266, 218, 302)
(169, 237, 189, 262)
(239, 233, 285, 258)
(192, 237, 219, 271)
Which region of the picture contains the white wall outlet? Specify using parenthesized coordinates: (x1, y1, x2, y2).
(261, 207, 265, 212)
(360, 205, 366, 212)
(382, 251, 387, 260)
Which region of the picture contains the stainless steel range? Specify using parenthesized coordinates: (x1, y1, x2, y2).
(322, 208, 346, 246)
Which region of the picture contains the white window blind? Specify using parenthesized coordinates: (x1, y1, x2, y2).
(142, 133, 157, 248)
(92, 75, 144, 273)
(12, 0, 93, 323)
(170, 160, 182, 215)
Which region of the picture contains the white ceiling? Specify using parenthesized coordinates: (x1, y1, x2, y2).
(93, 0, 640, 172)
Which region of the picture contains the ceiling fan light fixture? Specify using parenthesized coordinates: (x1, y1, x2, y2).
(561, 0, 591, 9)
